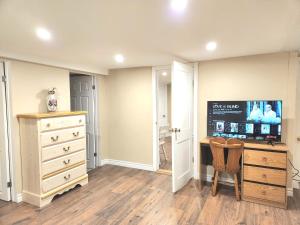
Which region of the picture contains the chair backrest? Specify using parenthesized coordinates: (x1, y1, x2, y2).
(209, 137, 226, 172)
(226, 138, 244, 174)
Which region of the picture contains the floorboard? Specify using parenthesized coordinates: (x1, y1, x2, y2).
(0, 165, 299, 225)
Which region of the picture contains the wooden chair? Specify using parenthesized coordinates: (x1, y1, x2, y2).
(226, 138, 244, 200)
(209, 137, 226, 197)
(209, 138, 244, 200)
(159, 126, 169, 162)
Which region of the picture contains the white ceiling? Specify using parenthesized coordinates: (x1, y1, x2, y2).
(0, 0, 299, 74)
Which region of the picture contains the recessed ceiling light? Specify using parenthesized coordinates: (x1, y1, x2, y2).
(171, 0, 188, 12)
(162, 72, 168, 76)
(206, 41, 217, 51)
(36, 27, 52, 41)
(114, 54, 124, 63)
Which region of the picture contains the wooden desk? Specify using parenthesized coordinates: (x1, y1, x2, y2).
(200, 137, 288, 209)
(200, 137, 288, 152)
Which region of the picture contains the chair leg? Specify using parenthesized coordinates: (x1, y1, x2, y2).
(212, 170, 216, 181)
(162, 145, 168, 161)
(212, 171, 219, 196)
(234, 174, 240, 201)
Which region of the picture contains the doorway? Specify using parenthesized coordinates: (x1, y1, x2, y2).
(157, 68, 172, 174)
(69, 73, 99, 170)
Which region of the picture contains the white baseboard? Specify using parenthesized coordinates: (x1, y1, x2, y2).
(101, 159, 154, 172)
(293, 180, 300, 189)
(287, 188, 293, 197)
(204, 174, 234, 186)
(14, 193, 22, 203)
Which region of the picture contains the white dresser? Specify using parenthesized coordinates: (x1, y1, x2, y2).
(17, 111, 89, 207)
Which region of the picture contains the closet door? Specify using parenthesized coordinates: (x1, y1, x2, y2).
(0, 62, 11, 201)
(70, 75, 96, 170)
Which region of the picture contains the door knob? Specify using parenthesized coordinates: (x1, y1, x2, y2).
(170, 128, 181, 133)
(174, 128, 181, 133)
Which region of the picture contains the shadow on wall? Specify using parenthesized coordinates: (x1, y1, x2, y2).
(36, 89, 49, 112)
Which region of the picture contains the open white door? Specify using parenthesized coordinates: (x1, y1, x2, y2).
(0, 62, 11, 201)
(171, 61, 193, 193)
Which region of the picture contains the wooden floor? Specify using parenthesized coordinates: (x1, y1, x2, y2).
(0, 165, 300, 225)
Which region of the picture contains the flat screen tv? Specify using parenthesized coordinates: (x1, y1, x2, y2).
(207, 100, 282, 142)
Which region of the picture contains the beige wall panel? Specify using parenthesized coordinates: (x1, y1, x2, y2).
(9, 60, 70, 194)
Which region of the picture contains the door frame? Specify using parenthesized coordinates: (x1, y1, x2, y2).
(69, 73, 100, 169)
(152, 62, 199, 178)
(0, 60, 19, 202)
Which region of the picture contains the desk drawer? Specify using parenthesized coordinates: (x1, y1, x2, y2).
(42, 150, 86, 177)
(40, 115, 85, 131)
(243, 181, 286, 204)
(42, 164, 86, 193)
(243, 166, 286, 186)
(41, 126, 85, 147)
(244, 149, 286, 169)
(42, 138, 86, 162)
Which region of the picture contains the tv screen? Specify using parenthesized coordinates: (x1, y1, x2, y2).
(207, 100, 282, 142)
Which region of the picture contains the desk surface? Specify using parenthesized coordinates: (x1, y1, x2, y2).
(17, 111, 87, 119)
(200, 137, 288, 152)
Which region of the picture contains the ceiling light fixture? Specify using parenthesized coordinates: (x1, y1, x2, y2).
(114, 54, 124, 63)
(36, 27, 52, 41)
(206, 41, 217, 51)
(162, 72, 168, 76)
(171, 0, 188, 12)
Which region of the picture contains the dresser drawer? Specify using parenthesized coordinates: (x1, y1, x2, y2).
(243, 166, 286, 186)
(244, 149, 286, 169)
(41, 126, 86, 147)
(42, 150, 86, 177)
(243, 181, 286, 204)
(40, 115, 85, 131)
(42, 164, 86, 193)
(42, 138, 86, 162)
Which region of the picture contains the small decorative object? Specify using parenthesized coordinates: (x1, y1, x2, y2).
(47, 88, 57, 112)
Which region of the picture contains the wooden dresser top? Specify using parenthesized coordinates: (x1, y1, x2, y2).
(17, 111, 87, 119)
(200, 137, 288, 152)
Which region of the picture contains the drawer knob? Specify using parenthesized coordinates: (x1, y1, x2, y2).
(51, 136, 59, 142)
(262, 174, 267, 179)
(79, 119, 82, 123)
(46, 123, 51, 127)
(261, 190, 266, 195)
(63, 159, 71, 165)
(63, 146, 70, 152)
(64, 174, 71, 180)
(73, 132, 79, 137)
(262, 157, 268, 162)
